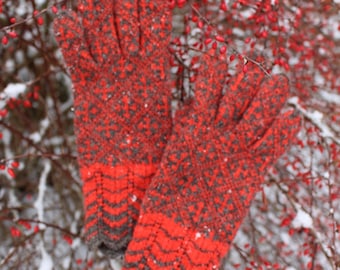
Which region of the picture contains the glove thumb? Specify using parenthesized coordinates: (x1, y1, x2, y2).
(53, 10, 91, 76)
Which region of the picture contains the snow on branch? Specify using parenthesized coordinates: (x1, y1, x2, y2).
(33, 159, 53, 270)
(34, 159, 51, 225)
(288, 97, 340, 145)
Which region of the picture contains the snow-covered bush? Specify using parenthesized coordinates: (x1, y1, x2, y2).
(1, 0, 339, 269)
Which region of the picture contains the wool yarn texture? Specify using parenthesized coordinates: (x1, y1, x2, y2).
(122, 52, 300, 269)
(53, 0, 172, 257)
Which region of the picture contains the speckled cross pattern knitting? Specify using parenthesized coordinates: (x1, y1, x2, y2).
(122, 53, 300, 269)
(53, 0, 172, 256)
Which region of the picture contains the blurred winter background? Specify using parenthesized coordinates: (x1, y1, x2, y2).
(0, 0, 339, 269)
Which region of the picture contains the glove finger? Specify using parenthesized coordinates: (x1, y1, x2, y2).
(233, 74, 289, 147)
(114, 0, 140, 55)
(139, 0, 171, 56)
(54, 11, 96, 82)
(215, 57, 266, 130)
(252, 110, 301, 171)
(193, 50, 227, 125)
(81, 0, 120, 63)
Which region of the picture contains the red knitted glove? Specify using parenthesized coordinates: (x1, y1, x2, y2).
(53, 0, 171, 256)
(123, 53, 300, 269)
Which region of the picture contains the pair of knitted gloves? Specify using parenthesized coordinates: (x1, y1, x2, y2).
(54, 0, 300, 269)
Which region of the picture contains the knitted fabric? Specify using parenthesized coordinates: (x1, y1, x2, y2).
(123, 53, 301, 269)
(53, 0, 172, 256)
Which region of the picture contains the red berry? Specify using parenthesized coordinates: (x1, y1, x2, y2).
(18, 220, 31, 230)
(2, 36, 8, 45)
(10, 227, 21, 238)
(8, 31, 17, 38)
(34, 226, 39, 233)
(0, 109, 7, 117)
(219, 45, 227, 54)
(11, 161, 19, 168)
(204, 38, 213, 45)
(51, 6, 58, 14)
(177, 0, 186, 8)
(7, 168, 16, 178)
(63, 235, 73, 245)
(37, 17, 44, 25)
(215, 35, 225, 42)
(261, 30, 268, 38)
(169, 0, 176, 9)
(23, 100, 32, 108)
(220, 2, 227, 12)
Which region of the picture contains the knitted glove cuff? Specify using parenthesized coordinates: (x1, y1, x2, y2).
(123, 213, 228, 270)
(80, 163, 157, 256)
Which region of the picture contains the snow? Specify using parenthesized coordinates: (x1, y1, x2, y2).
(189, 28, 202, 38)
(240, 7, 256, 19)
(61, 256, 71, 268)
(1, 129, 21, 209)
(33, 160, 54, 269)
(1, 129, 14, 165)
(314, 72, 325, 85)
(29, 118, 51, 143)
(232, 27, 246, 37)
(171, 66, 179, 74)
(280, 232, 292, 245)
(29, 132, 42, 143)
(35, 0, 46, 5)
(131, 194, 137, 202)
(17, 0, 30, 16)
(288, 97, 340, 144)
(71, 210, 81, 234)
(319, 90, 340, 105)
(4, 59, 15, 73)
(328, 15, 340, 40)
(15, 50, 25, 63)
(34, 159, 52, 228)
(3, 83, 26, 98)
(38, 242, 53, 270)
(288, 56, 299, 65)
(195, 232, 202, 239)
(40, 118, 50, 133)
(110, 259, 123, 270)
(292, 209, 313, 229)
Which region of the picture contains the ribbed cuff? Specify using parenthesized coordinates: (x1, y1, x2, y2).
(80, 163, 157, 257)
(123, 213, 228, 269)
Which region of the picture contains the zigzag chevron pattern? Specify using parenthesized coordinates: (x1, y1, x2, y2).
(124, 213, 231, 269)
(81, 163, 157, 255)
